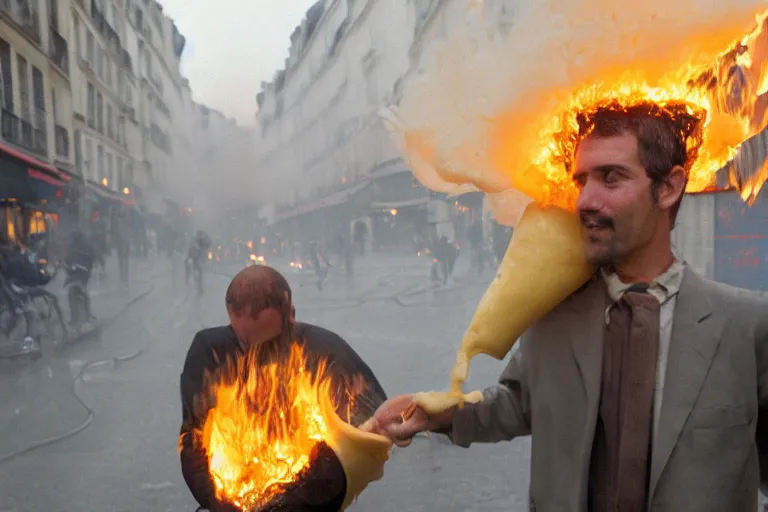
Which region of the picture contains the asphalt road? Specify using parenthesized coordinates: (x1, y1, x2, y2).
(0, 254, 529, 512)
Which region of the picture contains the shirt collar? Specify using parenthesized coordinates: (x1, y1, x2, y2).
(601, 259, 685, 305)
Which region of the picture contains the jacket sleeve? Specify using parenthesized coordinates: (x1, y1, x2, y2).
(449, 335, 532, 447)
(179, 333, 224, 510)
(754, 299, 768, 495)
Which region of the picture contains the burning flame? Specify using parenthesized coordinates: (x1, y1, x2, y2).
(383, 0, 768, 220)
(193, 343, 366, 511)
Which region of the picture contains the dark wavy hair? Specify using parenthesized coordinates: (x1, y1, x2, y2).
(557, 100, 706, 220)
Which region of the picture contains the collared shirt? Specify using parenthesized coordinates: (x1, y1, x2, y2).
(600, 260, 686, 440)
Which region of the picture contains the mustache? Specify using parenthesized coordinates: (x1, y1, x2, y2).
(579, 212, 614, 230)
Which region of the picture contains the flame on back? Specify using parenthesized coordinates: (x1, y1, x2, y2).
(190, 343, 362, 511)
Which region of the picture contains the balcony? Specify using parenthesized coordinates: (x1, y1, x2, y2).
(90, 0, 121, 54)
(155, 97, 171, 120)
(121, 49, 134, 75)
(150, 75, 163, 95)
(149, 122, 171, 154)
(1, 108, 47, 157)
(49, 27, 69, 75)
(0, 0, 41, 44)
(54, 124, 69, 160)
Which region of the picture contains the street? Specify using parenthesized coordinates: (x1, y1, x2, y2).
(0, 253, 531, 512)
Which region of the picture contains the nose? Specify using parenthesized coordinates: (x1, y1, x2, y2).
(576, 179, 604, 213)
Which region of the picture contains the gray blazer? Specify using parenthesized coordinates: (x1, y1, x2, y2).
(451, 267, 768, 511)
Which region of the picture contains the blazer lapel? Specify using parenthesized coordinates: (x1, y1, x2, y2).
(648, 268, 718, 502)
(567, 277, 607, 439)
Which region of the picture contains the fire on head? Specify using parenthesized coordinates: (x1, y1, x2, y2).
(563, 101, 706, 267)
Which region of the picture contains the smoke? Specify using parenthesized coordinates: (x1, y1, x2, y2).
(383, 0, 768, 226)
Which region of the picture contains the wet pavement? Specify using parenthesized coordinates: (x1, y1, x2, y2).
(4, 252, 760, 511)
(0, 250, 528, 512)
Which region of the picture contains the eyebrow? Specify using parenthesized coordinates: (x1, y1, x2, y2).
(573, 163, 631, 179)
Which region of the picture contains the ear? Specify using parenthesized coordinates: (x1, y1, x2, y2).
(656, 165, 686, 212)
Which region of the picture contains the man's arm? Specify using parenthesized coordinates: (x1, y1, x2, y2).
(449, 336, 532, 447)
(179, 333, 231, 511)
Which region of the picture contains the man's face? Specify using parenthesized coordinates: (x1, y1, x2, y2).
(573, 132, 663, 267)
(228, 307, 288, 347)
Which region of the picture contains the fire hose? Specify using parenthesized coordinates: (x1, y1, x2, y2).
(0, 281, 158, 465)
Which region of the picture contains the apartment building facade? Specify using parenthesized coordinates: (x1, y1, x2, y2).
(251, 0, 519, 251)
(1, 0, 71, 168)
(0, 0, 223, 241)
(253, 0, 428, 250)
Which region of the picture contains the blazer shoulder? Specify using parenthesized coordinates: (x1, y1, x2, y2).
(694, 273, 768, 310)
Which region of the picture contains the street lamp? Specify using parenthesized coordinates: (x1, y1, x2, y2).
(101, 177, 109, 187)
(390, 208, 398, 216)
(123, 187, 131, 195)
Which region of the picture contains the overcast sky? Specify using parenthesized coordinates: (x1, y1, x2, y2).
(159, 0, 320, 126)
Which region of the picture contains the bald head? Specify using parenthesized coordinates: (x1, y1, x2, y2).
(226, 266, 294, 346)
(226, 265, 292, 317)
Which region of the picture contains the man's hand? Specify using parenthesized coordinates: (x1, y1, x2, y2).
(361, 394, 455, 447)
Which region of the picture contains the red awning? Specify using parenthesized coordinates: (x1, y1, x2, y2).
(0, 140, 72, 184)
(27, 168, 65, 186)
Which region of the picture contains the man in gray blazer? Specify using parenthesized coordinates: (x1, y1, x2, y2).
(368, 103, 768, 511)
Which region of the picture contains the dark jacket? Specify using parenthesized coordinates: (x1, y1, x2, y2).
(179, 323, 387, 511)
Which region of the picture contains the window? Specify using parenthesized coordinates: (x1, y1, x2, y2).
(87, 83, 95, 127)
(31, 66, 45, 128)
(0, 38, 12, 110)
(17, 54, 29, 120)
(96, 45, 103, 79)
(73, 17, 81, 58)
(117, 156, 123, 187)
(74, 129, 82, 170)
(49, 0, 59, 30)
(52, 88, 57, 123)
(106, 103, 113, 139)
(84, 137, 93, 178)
(86, 30, 94, 65)
(117, 65, 124, 96)
(106, 152, 113, 187)
(97, 144, 104, 178)
(96, 92, 103, 133)
(117, 117, 125, 145)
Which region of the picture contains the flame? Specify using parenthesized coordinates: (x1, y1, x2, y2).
(193, 343, 365, 511)
(384, 1, 768, 221)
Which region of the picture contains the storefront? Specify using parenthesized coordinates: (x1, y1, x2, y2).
(0, 141, 70, 246)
